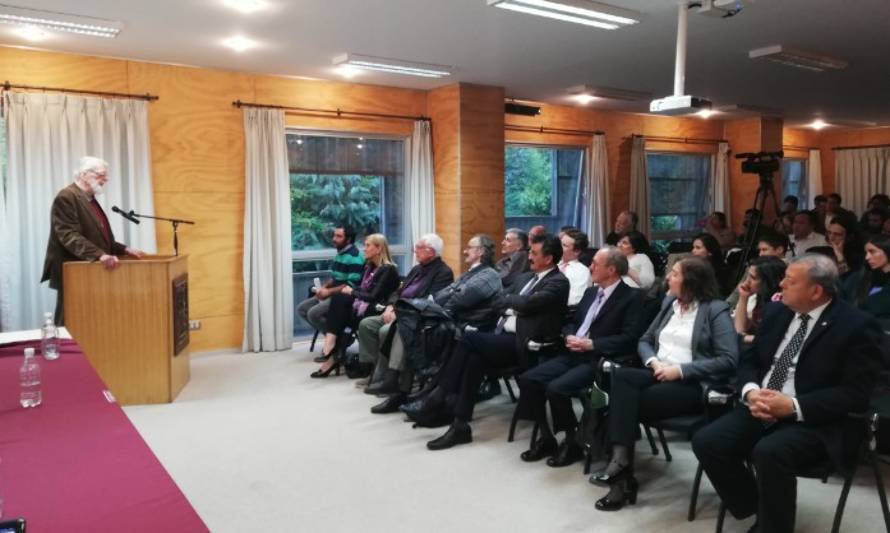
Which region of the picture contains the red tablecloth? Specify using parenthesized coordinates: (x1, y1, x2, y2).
(0, 340, 208, 533)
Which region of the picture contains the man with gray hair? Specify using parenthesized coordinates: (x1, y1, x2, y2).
(41, 156, 145, 324)
(495, 228, 530, 289)
(358, 233, 454, 411)
(516, 246, 644, 467)
(693, 253, 883, 533)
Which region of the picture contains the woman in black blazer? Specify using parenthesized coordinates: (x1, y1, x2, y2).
(592, 257, 739, 510)
(312, 234, 400, 378)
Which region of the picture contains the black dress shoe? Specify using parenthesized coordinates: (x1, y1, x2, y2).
(364, 370, 399, 396)
(595, 476, 638, 512)
(589, 462, 631, 486)
(370, 393, 406, 414)
(400, 386, 445, 417)
(520, 437, 558, 462)
(546, 440, 584, 467)
(426, 422, 472, 451)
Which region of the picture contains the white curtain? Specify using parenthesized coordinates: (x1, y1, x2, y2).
(1, 91, 156, 331)
(407, 120, 435, 261)
(807, 148, 823, 208)
(710, 142, 731, 221)
(0, 112, 8, 331)
(582, 133, 610, 246)
(242, 107, 293, 352)
(835, 147, 890, 214)
(629, 136, 650, 237)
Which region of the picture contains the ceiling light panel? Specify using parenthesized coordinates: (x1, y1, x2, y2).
(13, 24, 49, 41)
(749, 45, 848, 72)
(222, 0, 266, 14)
(0, 4, 122, 38)
(223, 35, 257, 52)
(333, 53, 452, 78)
(488, 0, 639, 29)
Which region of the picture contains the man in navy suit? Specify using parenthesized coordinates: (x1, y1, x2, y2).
(516, 246, 643, 467)
(693, 253, 883, 533)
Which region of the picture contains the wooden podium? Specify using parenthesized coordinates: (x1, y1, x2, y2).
(63, 255, 191, 405)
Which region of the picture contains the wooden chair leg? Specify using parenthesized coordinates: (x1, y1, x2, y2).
(688, 462, 704, 521)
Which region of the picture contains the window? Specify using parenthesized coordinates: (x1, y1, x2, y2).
(647, 152, 711, 244)
(504, 145, 584, 233)
(287, 131, 407, 336)
(782, 158, 808, 209)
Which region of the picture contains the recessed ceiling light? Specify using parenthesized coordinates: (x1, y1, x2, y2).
(487, 0, 639, 30)
(222, 0, 266, 13)
(335, 65, 362, 79)
(13, 24, 49, 41)
(697, 109, 717, 119)
(222, 35, 257, 52)
(571, 94, 598, 105)
(0, 4, 122, 38)
(809, 119, 828, 130)
(333, 53, 452, 78)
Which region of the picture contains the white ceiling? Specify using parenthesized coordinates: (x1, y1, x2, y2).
(4, 0, 890, 126)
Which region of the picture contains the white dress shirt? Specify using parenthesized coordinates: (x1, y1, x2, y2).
(560, 259, 591, 306)
(741, 300, 831, 421)
(788, 232, 828, 258)
(622, 253, 655, 289)
(647, 300, 699, 369)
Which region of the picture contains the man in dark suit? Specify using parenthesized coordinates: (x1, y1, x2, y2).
(41, 156, 144, 325)
(516, 246, 643, 466)
(494, 228, 531, 290)
(426, 234, 570, 450)
(693, 253, 883, 533)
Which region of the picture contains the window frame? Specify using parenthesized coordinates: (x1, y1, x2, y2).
(781, 157, 808, 210)
(285, 127, 410, 262)
(646, 150, 713, 242)
(504, 141, 587, 220)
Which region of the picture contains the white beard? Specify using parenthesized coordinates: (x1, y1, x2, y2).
(87, 178, 105, 196)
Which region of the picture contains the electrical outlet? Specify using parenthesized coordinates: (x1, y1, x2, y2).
(189, 320, 201, 331)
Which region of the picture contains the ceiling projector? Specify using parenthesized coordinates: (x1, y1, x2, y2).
(649, 94, 712, 116)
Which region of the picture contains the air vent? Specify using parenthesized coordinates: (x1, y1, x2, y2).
(505, 102, 541, 116)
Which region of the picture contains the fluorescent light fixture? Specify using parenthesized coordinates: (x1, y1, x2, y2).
(333, 53, 452, 78)
(223, 0, 266, 13)
(715, 103, 784, 117)
(13, 24, 49, 41)
(0, 4, 122, 38)
(697, 109, 717, 119)
(487, 0, 639, 29)
(809, 119, 828, 130)
(568, 84, 652, 102)
(572, 94, 598, 105)
(222, 35, 257, 52)
(749, 45, 848, 72)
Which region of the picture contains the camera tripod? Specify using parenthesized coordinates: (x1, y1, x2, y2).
(734, 171, 782, 283)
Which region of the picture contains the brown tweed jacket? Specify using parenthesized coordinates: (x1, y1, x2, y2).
(41, 183, 127, 290)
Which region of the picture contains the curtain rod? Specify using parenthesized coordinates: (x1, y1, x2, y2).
(232, 100, 430, 122)
(631, 133, 726, 145)
(505, 124, 604, 137)
(832, 143, 890, 151)
(2, 81, 159, 101)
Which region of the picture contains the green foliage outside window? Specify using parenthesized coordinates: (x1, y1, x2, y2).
(290, 173, 382, 250)
(505, 146, 553, 216)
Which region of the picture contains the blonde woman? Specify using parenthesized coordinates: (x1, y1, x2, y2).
(312, 234, 400, 378)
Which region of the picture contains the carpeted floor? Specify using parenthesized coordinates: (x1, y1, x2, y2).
(123, 343, 890, 533)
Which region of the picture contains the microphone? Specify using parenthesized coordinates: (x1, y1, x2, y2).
(112, 205, 141, 225)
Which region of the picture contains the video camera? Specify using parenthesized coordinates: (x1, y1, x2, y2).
(735, 151, 783, 176)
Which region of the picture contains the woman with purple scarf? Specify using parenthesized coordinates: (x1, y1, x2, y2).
(312, 234, 400, 378)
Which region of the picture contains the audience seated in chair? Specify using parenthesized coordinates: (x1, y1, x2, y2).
(558, 229, 592, 306)
(841, 234, 890, 321)
(591, 257, 739, 511)
(826, 212, 865, 279)
(734, 256, 787, 345)
(311, 233, 400, 378)
(693, 253, 883, 533)
(617, 231, 656, 290)
(357, 234, 453, 409)
(419, 234, 570, 451)
(296, 225, 364, 338)
(516, 246, 644, 468)
(788, 210, 828, 259)
(606, 211, 638, 246)
(727, 232, 789, 311)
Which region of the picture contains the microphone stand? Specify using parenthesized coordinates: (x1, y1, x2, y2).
(129, 211, 196, 256)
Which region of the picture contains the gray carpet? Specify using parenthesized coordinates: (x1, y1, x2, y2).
(123, 344, 890, 533)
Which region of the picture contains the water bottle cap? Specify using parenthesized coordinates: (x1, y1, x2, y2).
(24, 347, 35, 357)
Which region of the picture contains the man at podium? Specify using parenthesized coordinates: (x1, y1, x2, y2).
(41, 156, 145, 325)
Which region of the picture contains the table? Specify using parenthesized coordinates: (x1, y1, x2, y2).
(0, 339, 208, 532)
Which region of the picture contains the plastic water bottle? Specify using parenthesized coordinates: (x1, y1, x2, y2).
(19, 347, 42, 408)
(41, 312, 60, 361)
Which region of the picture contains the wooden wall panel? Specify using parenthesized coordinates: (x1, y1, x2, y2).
(1, 47, 129, 92)
(428, 85, 462, 270)
(724, 118, 763, 231)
